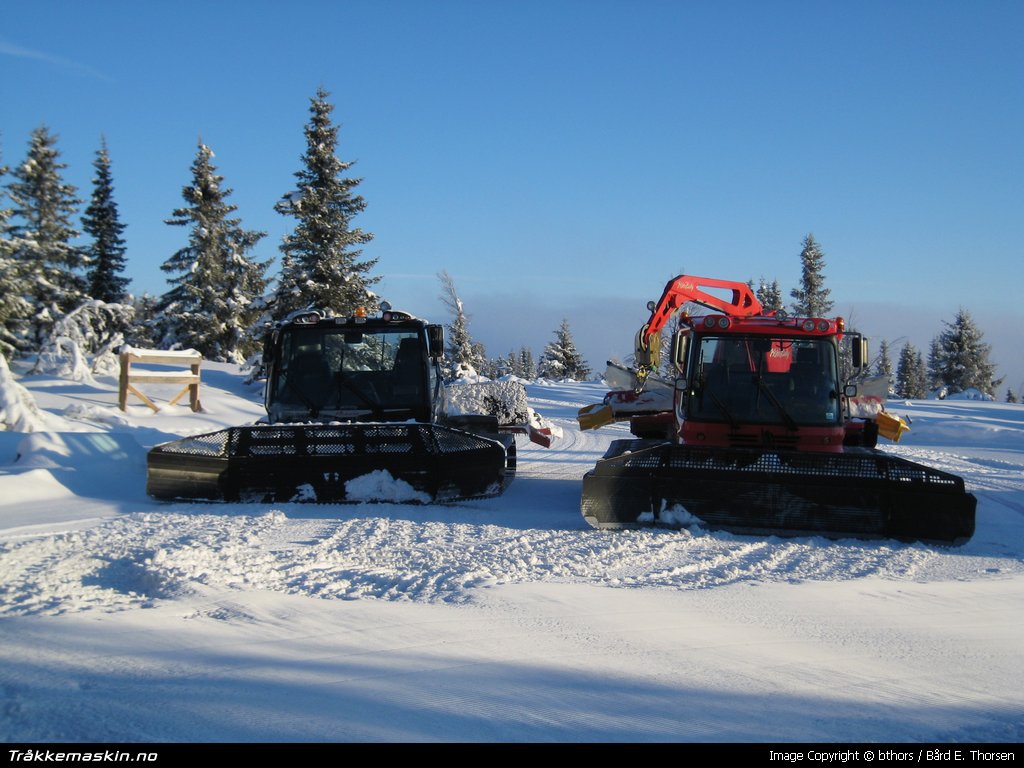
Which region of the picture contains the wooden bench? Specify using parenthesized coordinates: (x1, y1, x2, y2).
(118, 348, 203, 413)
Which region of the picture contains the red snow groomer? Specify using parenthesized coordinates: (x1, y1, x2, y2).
(577, 275, 976, 545)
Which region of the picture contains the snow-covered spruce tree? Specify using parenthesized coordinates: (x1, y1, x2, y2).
(126, 293, 160, 349)
(7, 125, 86, 350)
(929, 308, 1000, 398)
(156, 141, 269, 363)
(475, 350, 499, 380)
(437, 270, 485, 379)
(272, 87, 379, 320)
(519, 346, 535, 379)
(502, 351, 517, 377)
(914, 350, 929, 397)
(895, 341, 928, 399)
(790, 233, 833, 318)
(894, 343, 914, 398)
(82, 137, 130, 303)
(874, 339, 894, 392)
(927, 336, 944, 393)
(0, 154, 35, 359)
(538, 319, 591, 381)
(756, 276, 784, 314)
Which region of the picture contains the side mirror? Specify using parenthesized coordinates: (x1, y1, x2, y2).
(851, 335, 868, 371)
(672, 331, 689, 376)
(427, 324, 444, 361)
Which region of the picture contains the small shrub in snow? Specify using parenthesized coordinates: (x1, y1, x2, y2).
(0, 354, 45, 432)
(446, 379, 530, 424)
(33, 301, 133, 380)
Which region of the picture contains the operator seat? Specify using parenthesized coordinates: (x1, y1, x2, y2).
(391, 337, 427, 414)
(791, 347, 832, 417)
(287, 351, 334, 407)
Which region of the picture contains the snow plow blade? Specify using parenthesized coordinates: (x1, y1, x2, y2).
(147, 423, 512, 503)
(577, 403, 616, 431)
(580, 441, 976, 546)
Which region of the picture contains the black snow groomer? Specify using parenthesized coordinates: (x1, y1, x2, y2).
(147, 307, 518, 504)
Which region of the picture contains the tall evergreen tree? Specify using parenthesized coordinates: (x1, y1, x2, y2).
(503, 350, 517, 377)
(894, 344, 913, 398)
(126, 293, 160, 349)
(82, 137, 130, 303)
(6, 125, 86, 348)
(157, 141, 269, 363)
(0, 152, 35, 359)
(789, 233, 833, 317)
(874, 339, 894, 392)
(895, 341, 928, 399)
(927, 336, 944, 392)
(914, 350, 929, 397)
(538, 319, 591, 381)
(272, 87, 379, 319)
(519, 346, 535, 379)
(929, 308, 1000, 397)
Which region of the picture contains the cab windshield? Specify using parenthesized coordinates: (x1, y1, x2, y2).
(688, 335, 840, 427)
(269, 326, 428, 421)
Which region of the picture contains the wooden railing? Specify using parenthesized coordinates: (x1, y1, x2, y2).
(118, 348, 203, 413)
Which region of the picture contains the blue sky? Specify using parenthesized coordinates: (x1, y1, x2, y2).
(3, 0, 1022, 391)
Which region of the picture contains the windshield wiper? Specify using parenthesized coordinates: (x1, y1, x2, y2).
(285, 376, 322, 418)
(706, 389, 739, 429)
(752, 374, 797, 431)
(334, 370, 384, 418)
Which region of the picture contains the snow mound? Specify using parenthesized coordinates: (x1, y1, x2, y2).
(659, 504, 705, 530)
(345, 469, 432, 503)
(63, 403, 133, 428)
(290, 483, 318, 502)
(15, 432, 145, 471)
(637, 503, 705, 531)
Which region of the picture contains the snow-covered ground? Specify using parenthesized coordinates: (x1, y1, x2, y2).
(1, 361, 1022, 743)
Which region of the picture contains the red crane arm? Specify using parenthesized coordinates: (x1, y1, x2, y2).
(634, 275, 763, 379)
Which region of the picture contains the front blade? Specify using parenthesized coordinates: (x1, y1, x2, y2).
(147, 423, 511, 504)
(577, 403, 615, 431)
(581, 442, 976, 546)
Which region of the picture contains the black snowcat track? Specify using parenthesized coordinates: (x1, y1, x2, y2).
(148, 422, 514, 504)
(581, 440, 976, 546)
